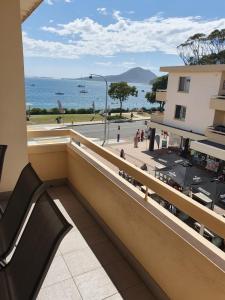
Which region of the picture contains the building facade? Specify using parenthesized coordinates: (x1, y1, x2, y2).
(150, 64, 225, 164)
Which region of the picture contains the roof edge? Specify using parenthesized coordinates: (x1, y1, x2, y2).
(160, 64, 225, 73)
(21, 0, 43, 23)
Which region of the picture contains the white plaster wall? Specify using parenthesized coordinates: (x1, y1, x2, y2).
(0, 1, 28, 191)
(219, 72, 225, 95)
(163, 72, 222, 134)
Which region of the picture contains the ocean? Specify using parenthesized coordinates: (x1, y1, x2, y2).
(25, 78, 155, 110)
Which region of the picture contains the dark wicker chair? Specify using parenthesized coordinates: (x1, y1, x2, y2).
(0, 145, 7, 181)
(0, 163, 44, 262)
(0, 192, 72, 300)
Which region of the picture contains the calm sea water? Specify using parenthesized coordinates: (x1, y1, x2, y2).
(25, 78, 155, 110)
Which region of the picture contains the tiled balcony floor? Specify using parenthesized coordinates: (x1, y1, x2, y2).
(37, 186, 156, 300)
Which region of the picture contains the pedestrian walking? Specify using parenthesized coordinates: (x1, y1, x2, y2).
(141, 129, 144, 142)
(134, 134, 138, 148)
(136, 129, 140, 142)
(120, 149, 125, 159)
(117, 125, 120, 143)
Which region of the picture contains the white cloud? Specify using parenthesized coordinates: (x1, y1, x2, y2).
(45, 0, 71, 4)
(97, 8, 107, 16)
(95, 61, 112, 66)
(127, 11, 135, 15)
(45, 0, 53, 5)
(49, 19, 54, 23)
(23, 15, 225, 59)
(112, 10, 122, 21)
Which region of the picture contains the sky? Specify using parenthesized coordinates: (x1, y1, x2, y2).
(22, 0, 225, 78)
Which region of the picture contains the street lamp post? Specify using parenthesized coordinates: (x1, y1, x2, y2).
(89, 74, 108, 146)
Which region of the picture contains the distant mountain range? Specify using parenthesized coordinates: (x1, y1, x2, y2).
(76, 67, 157, 84)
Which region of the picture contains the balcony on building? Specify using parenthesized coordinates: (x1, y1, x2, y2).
(2, 1, 225, 299)
(210, 95, 225, 111)
(155, 90, 167, 102)
(206, 110, 225, 145)
(22, 129, 225, 299)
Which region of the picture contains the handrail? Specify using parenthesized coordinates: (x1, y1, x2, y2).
(156, 89, 167, 92)
(27, 128, 225, 240)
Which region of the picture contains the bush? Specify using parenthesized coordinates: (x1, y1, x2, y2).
(50, 107, 60, 114)
(107, 115, 127, 121)
(30, 108, 44, 115)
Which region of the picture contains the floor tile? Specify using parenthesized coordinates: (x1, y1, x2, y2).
(74, 267, 118, 300)
(42, 256, 71, 287)
(59, 229, 88, 255)
(103, 294, 123, 300)
(38, 279, 82, 300)
(63, 247, 100, 277)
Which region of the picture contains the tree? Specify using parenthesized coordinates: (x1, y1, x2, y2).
(177, 29, 225, 65)
(145, 75, 168, 111)
(108, 82, 138, 117)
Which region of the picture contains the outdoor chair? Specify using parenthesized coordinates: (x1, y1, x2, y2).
(0, 145, 7, 181)
(0, 192, 72, 300)
(0, 163, 44, 262)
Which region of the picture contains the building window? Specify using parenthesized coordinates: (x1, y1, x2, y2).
(174, 105, 186, 121)
(178, 77, 190, 93)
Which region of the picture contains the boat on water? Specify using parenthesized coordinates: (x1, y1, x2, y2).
(30, 84, 35, 87)
(77, 84, 85, 88)
(80, 90, 88, 94)
(55, 92, 64, 95)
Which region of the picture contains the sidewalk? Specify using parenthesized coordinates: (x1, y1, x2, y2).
(105, 140, 165, 176)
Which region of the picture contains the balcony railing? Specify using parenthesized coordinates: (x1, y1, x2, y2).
(206, 126, 225, 146)
(27, 128, 225, 241)
(27, 128, 225, 299)
(210, 95, 225, 111)
(156, 89, 167, 102)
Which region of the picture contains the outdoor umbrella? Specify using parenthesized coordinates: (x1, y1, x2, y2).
(159, 165, 214, 188)
(154, 152, 188, 168)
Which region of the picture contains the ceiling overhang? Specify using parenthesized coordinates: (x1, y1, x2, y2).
(20, 0, 43, 22)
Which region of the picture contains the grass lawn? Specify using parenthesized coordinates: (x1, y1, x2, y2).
(27, 114, 104, 125)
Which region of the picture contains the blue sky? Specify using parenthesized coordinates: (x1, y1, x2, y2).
(22, 0, 225, 78)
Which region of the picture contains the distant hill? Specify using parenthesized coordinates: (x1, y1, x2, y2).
(76, 67, 156, 84)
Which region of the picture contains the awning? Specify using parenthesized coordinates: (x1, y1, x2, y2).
(190, 140, 225, 161)
(156, 164, 214, 188)
(20, 0, 43, 22)
(154, 152, 189, 168)
(149, 121, 206, 141)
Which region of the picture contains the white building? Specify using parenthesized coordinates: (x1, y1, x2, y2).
(150, 64, 225, 162)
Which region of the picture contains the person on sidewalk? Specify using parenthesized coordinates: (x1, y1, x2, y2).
(120, 149, 125, 160)
(117, 125, 120, 143)
(140, 163, 148, 171)
(134, 134, 138, 148)
(136, 129, 140, 142)
(141, 129, 144, 142)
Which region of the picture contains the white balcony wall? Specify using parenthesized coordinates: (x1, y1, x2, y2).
(0, 1, 28, 191)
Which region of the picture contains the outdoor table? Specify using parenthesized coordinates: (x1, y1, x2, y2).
(192, 192, 213, 208)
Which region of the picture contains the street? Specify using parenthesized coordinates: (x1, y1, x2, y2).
(73, 120, 148, 141)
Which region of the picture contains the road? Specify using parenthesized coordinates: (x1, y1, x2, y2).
(73, 120, 148, 141)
